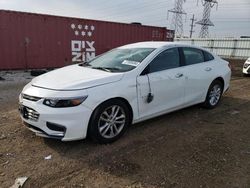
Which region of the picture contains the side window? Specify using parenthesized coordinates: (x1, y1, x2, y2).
(183, 47, 204, 66)
(203, 50, 214, 62)
(148, 48, 180, 73)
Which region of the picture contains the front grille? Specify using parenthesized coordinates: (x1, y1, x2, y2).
(22, 94, 42, 102)
(19, 105, 40, 122)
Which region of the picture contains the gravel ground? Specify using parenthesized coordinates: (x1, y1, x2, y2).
(0, 60, 250, 188)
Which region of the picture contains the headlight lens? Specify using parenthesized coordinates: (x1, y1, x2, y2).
(43, 96, 88, 108)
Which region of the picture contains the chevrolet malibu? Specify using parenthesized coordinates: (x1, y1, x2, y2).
(19, 42, 231, 143)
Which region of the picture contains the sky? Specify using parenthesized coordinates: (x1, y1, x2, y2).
(0, 0, 250, 38)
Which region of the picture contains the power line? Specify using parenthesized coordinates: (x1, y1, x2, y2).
(80, 1, 249, 27)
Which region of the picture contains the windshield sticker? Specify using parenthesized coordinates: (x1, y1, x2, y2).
(122, 60, 140, 67)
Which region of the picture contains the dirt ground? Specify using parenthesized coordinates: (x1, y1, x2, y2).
(0, 59, 249, 188)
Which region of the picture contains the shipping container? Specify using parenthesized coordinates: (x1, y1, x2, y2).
(0, 10, 174, 70)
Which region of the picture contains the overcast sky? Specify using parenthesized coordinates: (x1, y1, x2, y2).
(1, 0, 250, 37)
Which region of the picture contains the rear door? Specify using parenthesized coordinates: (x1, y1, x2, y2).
(181, 47, 217, 105)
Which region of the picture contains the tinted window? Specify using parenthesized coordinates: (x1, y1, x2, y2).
(203, 50, 214, 61)
(183, 47, 204, 66)
(148, 48, 180, 73)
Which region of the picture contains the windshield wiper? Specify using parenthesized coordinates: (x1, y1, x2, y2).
(79, 62, 91, 67)
(91, 67, 120, 72)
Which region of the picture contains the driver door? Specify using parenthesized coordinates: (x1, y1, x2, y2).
(136, 47, 185, 119)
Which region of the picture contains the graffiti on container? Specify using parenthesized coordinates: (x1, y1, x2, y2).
(70, 23, 96, 62)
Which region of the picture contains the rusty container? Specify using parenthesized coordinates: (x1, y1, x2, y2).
(0, 10, 174, 70)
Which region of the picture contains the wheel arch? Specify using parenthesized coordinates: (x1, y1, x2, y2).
(202, 77, 225, 109)
(203, 77, 225, 102)
(87, 97, 134, 136)
(110, 97, 134, 124)
(213, 77, 225, 92)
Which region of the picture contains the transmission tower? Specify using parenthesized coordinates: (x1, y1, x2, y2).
(168, 0, 187, 38)
(189, 14, 196, 38)
(196, 0, 218, 38)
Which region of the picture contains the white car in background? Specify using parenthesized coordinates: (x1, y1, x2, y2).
(19, 42, 231, 143)
(243, 57, 250, 75)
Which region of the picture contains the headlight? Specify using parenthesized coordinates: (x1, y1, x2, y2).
(43, 96, 88, 108)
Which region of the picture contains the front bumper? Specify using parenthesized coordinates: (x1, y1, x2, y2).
(19, 91, 93, 141)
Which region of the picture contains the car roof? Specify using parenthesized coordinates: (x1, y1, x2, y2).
(118, 41, 197, 49)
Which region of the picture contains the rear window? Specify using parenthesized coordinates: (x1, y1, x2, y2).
(183, 47, 204, 66)
(203, 51, 214, 62)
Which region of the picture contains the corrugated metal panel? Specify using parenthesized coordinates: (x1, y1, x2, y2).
(0, 10, 174, 70)
(175, 38, 250, 60)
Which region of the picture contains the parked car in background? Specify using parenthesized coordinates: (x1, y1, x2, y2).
(19, 42, 231, 144)
(243, 57, 250, 76)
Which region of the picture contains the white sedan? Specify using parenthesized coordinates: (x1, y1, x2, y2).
(19, 42, 231, 143)
(243, 57, 250, 75)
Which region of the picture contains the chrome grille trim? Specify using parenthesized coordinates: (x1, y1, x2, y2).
(25, 106, 39, 121)
(22, 94, 42, 102)
(20, 105, 40, 122)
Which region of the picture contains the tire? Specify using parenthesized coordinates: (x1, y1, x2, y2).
(203, 80, 223, 109)
(88, 99, 131, 144)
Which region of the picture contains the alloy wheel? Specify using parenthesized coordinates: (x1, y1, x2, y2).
(98, 105, 126, 139)
(209, 84, 222, 106)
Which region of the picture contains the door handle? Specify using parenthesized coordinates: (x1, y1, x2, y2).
(205, 67, 212, 71)
(175, 73, 183, 78)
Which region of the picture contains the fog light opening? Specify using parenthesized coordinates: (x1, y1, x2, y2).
(46, 122, 66, 133)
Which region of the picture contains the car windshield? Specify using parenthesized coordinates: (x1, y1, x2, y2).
(82, 48, 155, 72)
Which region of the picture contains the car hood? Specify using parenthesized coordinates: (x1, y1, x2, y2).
(31, 64, 124, 90)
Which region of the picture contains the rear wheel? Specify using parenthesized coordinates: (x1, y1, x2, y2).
(203, 80, 223, 109)
(88, 99, 131, 144)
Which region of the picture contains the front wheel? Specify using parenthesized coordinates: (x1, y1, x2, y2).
(203, 80, 223, 109)
(88, 99, 131, 144)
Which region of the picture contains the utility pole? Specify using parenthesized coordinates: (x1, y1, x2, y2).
(196, 0, 218, 38)
(168, 0, 187, 38)
(189, 14, 196, 38)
